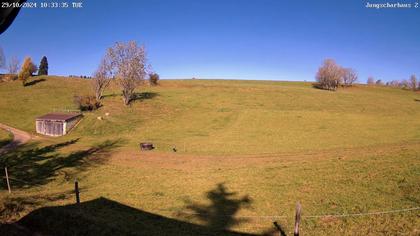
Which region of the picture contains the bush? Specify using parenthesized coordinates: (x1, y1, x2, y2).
(315, 59, 343, 91)
(149, 73, 159, 86)
(367, 77, 375, 85)
(342, 68, 358, 86)
(18, 57, 37, 86)
(73, 95, 101, 111)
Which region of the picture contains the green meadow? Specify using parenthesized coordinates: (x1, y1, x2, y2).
(0, 76, 419, 235)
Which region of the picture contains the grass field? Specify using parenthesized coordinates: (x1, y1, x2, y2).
(0, 129, 12, 148)
(0, 76, 419, 235)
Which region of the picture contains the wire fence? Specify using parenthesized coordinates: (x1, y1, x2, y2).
(3, 168, 420, 235)
(3, 171, 420, 220)
(176, 206, 420, 220)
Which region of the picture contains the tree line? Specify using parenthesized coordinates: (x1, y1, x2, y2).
(315, 59, 419, 92)
(1, 55, 48, 86)
(367, 75, 419, 91)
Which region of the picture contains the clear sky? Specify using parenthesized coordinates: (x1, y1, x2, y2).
(0, 0, 419, 82)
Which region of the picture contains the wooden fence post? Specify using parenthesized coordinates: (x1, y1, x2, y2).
(74, 179, 80, 204)
(5, 167, 11, 193)
(294, 202, 301, 236)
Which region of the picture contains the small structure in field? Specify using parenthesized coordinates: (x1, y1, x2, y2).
(140, 142, 154, 151)
(36, 113, 82, 137)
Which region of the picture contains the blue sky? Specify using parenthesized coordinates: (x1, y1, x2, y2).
(0, 0, 419, 82)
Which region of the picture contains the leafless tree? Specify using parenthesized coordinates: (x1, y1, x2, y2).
(106, 41, 147, 105)
(399, 79, 409, 89)
(389, 80, 400, 87)
(8, 56, 19, 75)
(315, 59, 343, 91)
(92, 57, 112, 101)
(0, 47, 5, 69)
(409, 74, 417, 91)
(342, 68, 358, 86)
(367, 77, 375, 85)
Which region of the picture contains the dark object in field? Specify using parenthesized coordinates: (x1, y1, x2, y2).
(172, 147, 177, 152)
(140, 142, 154, 151)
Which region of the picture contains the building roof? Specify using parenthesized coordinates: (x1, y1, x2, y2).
(36, 113, 81, 121)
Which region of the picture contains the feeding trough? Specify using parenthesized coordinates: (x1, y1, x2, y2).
(140, 142, 154, 151)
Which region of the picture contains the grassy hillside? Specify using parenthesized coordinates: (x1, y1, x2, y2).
(0, 129, 12, 148)
(0, 76, 419, 155)
(0, 76, 419, 235)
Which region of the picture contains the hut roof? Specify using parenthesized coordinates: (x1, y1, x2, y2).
(36, 113, 81, 121)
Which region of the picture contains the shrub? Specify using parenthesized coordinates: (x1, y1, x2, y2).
(342, 68, 358, 86)
(73, 95, 101, 111)
(409, 75, 417, 91)
(18, 57, 37, 86)
(367, 77, 375, 85)
(375, 79, 383, 86)
(149, 73, 159, 86)
(315, 59, 343, 91)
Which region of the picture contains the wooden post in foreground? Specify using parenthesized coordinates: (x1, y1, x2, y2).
(294, 202, 301, 236)
(74, 179, 80, 204)
(5, 167, 11, 193)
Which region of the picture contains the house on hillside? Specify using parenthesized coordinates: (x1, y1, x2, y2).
(36, 113, 82, 136)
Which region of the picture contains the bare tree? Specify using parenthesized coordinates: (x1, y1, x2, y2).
(0, 47, 5, 69)
(92, 57, 112, 101)
(375, 79, 383, 86)
(400, 79, 409, 89)
(315, 59, 343, 91)
(106, 41, 147, 105)
(389, 80, 400, 87)
(409, 74, 417, 91)
(342, 68, 358, 86)
(8, 56, 19, 75)
(367, 77, 375, 85)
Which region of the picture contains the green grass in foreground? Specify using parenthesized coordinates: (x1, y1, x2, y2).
(0, 129, 12, 148)
(0, 76, 419, 235)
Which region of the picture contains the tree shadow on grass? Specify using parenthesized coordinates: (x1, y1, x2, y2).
(102, 92, 158, 101)
(133, 92, 158, 101)
(178, 183, 282, 235)
(1, 197, 271, 236)
(0, 190, 74, 223)
(24, 78, 46, 87)
(0, 138, 124, 189)
(180, 183, 252, 230)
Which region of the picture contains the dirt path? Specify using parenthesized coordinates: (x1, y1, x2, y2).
(0, 123, 31, 154)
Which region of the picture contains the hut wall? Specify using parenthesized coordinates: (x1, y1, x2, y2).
(65, 116, 81, 133)
(36, 120, 64, 136)
(36, 120, 44, 134)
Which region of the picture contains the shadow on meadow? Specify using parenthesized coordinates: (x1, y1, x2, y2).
(0, 197, 273, 236)
(24, 78, 46, 87)
(178, 183, 282, 235)
(0, 138, 124, 189)
(102, 92, 158, 104)
(0, 184, 281, 235)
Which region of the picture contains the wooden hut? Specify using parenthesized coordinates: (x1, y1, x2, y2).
(36, 113, 82, 136)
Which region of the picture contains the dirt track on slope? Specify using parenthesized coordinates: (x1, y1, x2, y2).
(0, 123, 31, 154)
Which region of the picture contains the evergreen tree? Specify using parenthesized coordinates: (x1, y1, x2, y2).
(38, 56, 48, 75)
